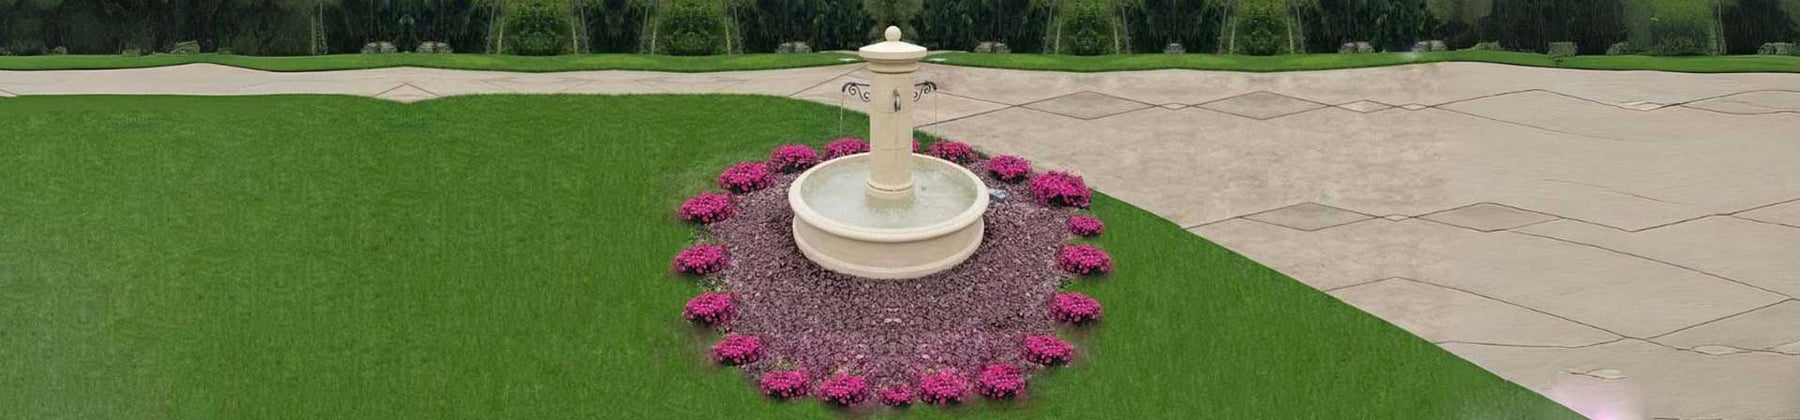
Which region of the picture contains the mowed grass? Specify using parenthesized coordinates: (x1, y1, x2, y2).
(931, 50, 1800, 73)
(0, 95, 1579, 419)
(0, 52, 860, 72)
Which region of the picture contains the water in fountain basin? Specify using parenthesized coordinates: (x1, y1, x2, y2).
(799, 157, 979, 230)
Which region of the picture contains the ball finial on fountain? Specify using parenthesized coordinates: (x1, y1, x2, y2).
(885, 26, 901, 42)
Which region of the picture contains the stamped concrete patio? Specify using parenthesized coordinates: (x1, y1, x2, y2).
(6, 61, 1798, 419)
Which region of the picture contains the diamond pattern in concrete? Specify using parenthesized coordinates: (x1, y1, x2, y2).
(1654, 300, 1800, 352)
(1738, 199, 1800, 227)
(1196, 91, 1327, 120)
(1421, 203, 1558, 232)
(1685, 90, 1800, 115)
(1021, 91, 1152, 120)
(372, 83, 437, 103)
(1331, 278, 1618, 347)
(1517, 217, 1800, 298)
(1336, 100, 1394, 113)
(1243, 202, 1372, 231)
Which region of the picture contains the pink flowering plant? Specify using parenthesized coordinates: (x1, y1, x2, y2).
(682, 293, 735, 326)
(760, 368, 810, 399)
(768, 144, 819, 173)
(877, 383, 915, 407)
(917, 369, 970, 405)
(1029, 171, 1092, 208)
(926, 140, 979, 164)
(976, 364, 1027, 399)
(1056, 244, 1113, 276)
(822, 137, 869, 160)
(1067, 215, 1104, 236)
(677, 192, 733, 224)
(815, 371, 871, 406)
(1050, 292, 1104, 324)
(1022, 335, 1075, 366)
(986, 155, 1033, 183)
(717, 162, 774, 194)
(711, 334, 764, 366)
(671, 244, 730, 276)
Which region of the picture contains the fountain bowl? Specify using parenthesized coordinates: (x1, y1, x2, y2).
(788, 153, 989, 279)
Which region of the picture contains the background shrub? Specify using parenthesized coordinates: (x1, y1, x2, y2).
(507, 1, 571, 56)
(1646, 0, 1722, 55)
(1055, 0, 1120, 55)
(656, 0, 726, 55)
(1227, 0, 1295, 55)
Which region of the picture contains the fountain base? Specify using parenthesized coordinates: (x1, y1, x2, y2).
(788, 154, 989, 279)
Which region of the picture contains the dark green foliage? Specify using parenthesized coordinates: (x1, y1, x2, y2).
(1723, 0, 1797, 54)
(1057, 0, 1119, 55)
(915, 0, 1047, 52)
(1125, 0, 1228, 54)
(656, 0, 725, 55)
(1298, 0, 1438, 53)
(1473, 0, 1624, 54)
(1547, 40, 1577, 57)
(1647, 0, 1719, 55)
(1228, 0, 1294, 55)
(508, 1, 571, 56)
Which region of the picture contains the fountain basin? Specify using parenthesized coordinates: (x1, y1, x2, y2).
(789, 153, 989, 279)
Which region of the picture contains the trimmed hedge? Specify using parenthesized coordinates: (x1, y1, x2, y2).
(507, 1, 572, 56)
(1228, 0, 1296, 55)
(657, 0, 727, 55)
(1056, 0, 1121, 55)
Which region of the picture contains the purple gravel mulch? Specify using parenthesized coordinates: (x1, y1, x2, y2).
(704, 159, 1074, 386)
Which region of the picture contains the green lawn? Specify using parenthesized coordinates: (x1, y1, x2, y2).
(3, 50, 1799, 73)
(930, 50, 1800, 73)
(0, 95, 1580, 419)
(0, 52, 860, 72)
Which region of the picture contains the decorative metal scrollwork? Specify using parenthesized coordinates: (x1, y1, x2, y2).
(839, 81, 938, 103)
(911, 81, 938, 102)
(841, 82, 872, 102)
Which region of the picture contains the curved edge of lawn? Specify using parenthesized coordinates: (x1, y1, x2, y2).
(0, 52, 863, 73)
(926, 50, 1800, 74)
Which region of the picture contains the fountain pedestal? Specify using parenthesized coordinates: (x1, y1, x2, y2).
(787, 27, 989, 280)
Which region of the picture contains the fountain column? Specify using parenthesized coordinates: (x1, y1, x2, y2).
(860, 26, 927, 202)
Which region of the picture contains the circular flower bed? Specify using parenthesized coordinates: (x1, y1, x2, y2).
(667, 139, 1119, 408)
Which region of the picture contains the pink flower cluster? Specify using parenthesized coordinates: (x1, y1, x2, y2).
(759, 368, 809, 399)
(976, 364, 1026, 399)
(816, 372, 870, 406)
(1051, 292, 1104, 324)
(917, 369, 970, 405)
(677, 192, 733, 224)
(717, 162, 773, 194)
(711, 334, 763, 365)
(682, 293, 734, 325)
(1068, 215, 1104, 237)
(1022, 335, 1074, 366)
(822, 137, 869, 160)
(1057, 244, 1113, 276)
(926, 140, 979, 164)
(671, 244, 730, 276)
(1029, 171, 1092, 208)
(878, 383, 915, 406)
(768, 144, 819, 173)
(986, 155, 1033, 183)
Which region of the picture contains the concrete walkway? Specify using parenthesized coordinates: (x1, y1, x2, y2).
(6, 63, 1799, 419)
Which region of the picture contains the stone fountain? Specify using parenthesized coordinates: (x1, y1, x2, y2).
(788, 27, 989, 279)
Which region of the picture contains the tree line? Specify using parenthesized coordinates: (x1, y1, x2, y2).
(1, 0, 1794, 56)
